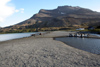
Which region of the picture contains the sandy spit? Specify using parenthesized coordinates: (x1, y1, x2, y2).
(0, 31, 100, 67)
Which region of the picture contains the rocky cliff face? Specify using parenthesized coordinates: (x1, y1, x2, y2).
(3, 6, 100, 29)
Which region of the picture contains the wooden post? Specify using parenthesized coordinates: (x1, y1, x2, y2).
(74, 33, 77, 37)
(69, 33, 73, 37)
(87, 34, 89, 37)
(80, 34, 83, 38)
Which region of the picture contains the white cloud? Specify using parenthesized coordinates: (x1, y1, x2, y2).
(0, 0, 15, 22)
(20, 8, 24, 11)
(20, 8, 24, 13)
(15, 8, 25, 13)
(21, 11, 24, 13)
(0, 17, 4, 22)
(15, 10, 19, 12)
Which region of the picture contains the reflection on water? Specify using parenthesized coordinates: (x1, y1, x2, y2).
(0, 32, 40, 42)
(56, 37, 100, 54)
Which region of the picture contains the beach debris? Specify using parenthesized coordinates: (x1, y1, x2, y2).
(74, 33, 78, 37)
(69, 32, 90, 38)
(31, 34, 35, 36)
(39, 33, 42, 35)
(87, 33, 90, 37)
(69, 33, 73, 37)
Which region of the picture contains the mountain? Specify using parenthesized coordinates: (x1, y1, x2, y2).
(2, 6, 100, 30)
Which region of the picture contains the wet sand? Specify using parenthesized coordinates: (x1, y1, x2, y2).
(0, 31, 100, 67)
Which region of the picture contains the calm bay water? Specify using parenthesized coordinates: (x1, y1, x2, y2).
(0, 32, 41, 42)
(56, 37, 100, 54)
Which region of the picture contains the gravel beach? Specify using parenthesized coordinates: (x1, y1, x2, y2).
(0, 31, 100, 67)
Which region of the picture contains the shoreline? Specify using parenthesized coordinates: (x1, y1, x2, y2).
(0, 31, 100, 43)
(54, 37, 100, 55)
(0, 32, 46, 43)
(0, 31, 100, 66)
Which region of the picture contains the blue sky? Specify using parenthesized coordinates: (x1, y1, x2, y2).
(0, 0, 100, 27)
